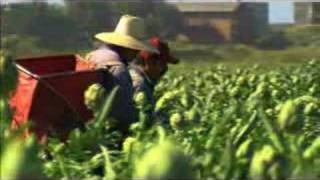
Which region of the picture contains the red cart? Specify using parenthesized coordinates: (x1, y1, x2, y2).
(10, 54, 104, 142)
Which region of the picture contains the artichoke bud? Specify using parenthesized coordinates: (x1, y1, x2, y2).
(134, 92, 147, 106)
(84, 83, 106, 112)
(236, 76, 245, 86)
(250, 145, 281, 179)
(134, 140, 195, 179)
(277, 100, 303, 133)
(122, 137, 137, 153)
(170, 113, 184, 130)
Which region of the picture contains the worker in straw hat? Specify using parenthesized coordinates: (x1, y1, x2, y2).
(130, 36, 179, 111)
(85, 15, 159, 132)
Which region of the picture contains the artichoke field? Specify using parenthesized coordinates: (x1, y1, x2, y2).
(1, 52, 320, 179)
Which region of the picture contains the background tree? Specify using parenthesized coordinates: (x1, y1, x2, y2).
(64, 0, 113, 48)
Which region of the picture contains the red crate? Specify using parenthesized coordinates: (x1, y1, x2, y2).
(9, 55, 103, 142)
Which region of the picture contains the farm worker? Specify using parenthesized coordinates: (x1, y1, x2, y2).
(130, 37, 179, 108)
(85, 15, 159, 132)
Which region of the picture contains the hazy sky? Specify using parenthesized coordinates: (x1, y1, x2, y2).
(269, 1, 294, 24)
(1, 0, 295, 24)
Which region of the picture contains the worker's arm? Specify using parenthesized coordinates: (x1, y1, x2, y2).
(106, 65, 138, 131)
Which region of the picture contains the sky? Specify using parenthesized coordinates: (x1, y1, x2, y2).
(1, 0, 295, 24)
(269, 1, 294, 24)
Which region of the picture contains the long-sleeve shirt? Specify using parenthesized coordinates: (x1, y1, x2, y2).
(86, 46, 137, 131)
(129, 64, 156, 107)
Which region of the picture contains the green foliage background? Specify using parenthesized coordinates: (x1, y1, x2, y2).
(1, 1, 184, 57)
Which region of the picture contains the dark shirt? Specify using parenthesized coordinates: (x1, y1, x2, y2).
(86, 45, 137, 131)
(129, 64, 156, 107)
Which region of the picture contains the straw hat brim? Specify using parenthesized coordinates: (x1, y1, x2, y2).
(95, 32, 159, 54)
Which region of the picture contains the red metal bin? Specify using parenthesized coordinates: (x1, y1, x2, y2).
(9, 54, 103, 142)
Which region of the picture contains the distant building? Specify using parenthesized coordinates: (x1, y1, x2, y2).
(295, 2, 320, 24)
(171, 2, 269, 43)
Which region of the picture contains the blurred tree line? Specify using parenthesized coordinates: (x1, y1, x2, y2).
(1, 0, 184, 57)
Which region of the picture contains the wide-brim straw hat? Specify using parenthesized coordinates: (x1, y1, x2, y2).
(95, 15, 159, 54)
